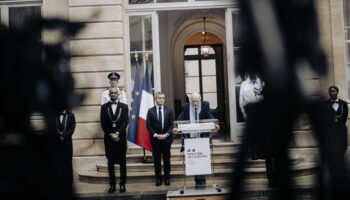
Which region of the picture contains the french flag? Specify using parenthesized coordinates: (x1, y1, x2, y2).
(127, 61, 153, 152)
(136, 63, 154, 152)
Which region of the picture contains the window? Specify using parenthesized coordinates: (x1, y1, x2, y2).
(344, 0, 350, 98)
(184, 45, 218, 109)
(129, 15, 154, 89)
(0, 1, 41, 29)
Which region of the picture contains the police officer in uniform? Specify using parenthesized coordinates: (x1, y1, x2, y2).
(101, 72, 127, 105)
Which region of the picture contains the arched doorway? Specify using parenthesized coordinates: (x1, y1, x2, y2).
(171, 14, 228, 136)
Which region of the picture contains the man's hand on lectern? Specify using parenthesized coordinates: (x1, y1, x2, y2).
(172, 128, 179, 134)
(215, 125, 220, 131)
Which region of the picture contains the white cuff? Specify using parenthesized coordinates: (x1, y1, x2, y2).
(153, 133, 158, 138)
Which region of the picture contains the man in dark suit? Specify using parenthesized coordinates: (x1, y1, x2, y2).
(173, 93, 219, 188)
(100, 87, 129, 193)
(146, 92, 174, 186)
(55, 109, 76, 191)
(325, 86, 348, 156)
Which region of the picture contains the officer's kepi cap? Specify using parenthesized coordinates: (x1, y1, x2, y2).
(108, 72, 120, 80)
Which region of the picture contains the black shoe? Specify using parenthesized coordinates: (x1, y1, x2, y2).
(165, 179, 170, 186)
(180, 146, 184, 152)
(108, 185, 116, 193)
(119, 185, 126, 193)
(155, 178, 162, 186)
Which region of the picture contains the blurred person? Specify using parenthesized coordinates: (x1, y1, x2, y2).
(100, 87, 129, 193)
(146, 92, 174, 186)
(0, 18, 83, 200)
(239, 73, 264, 160)
(101, 72, 127, 105)
(239, 73, 275, 187)
(55, 109, 76, 190)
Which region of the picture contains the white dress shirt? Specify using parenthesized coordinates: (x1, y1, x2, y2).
(111, 101, 118, 115)
(60, 110, 66, 123)
(332, 98, 339, 111)
(101, 87, 127, 105)
(239, 77, 264, 119)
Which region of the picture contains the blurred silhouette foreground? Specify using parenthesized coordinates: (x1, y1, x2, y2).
(0, 18, 84, 200)
(231, 0, 350, 200)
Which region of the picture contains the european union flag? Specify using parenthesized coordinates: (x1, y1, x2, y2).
(127, 60, 142, 143)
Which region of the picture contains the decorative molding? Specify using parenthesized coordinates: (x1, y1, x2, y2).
(125, 1, 237, 13)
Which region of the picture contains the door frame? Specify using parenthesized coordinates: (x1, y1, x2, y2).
(125, 3, 240, 141)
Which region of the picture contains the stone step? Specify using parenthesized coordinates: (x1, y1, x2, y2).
(74, 175, 318, 197)
(127, 142, 239, 154)
(125, 149, 238, 163)
(78, 163, 317, 184)
(96, 159, 300, 173)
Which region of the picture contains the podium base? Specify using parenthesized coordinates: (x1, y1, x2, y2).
(167, 186, 229, 200)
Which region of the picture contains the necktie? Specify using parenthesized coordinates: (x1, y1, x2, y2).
(158, 107, 163, 130)
(195, 108, 198, 121)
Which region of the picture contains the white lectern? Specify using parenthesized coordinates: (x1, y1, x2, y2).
(174, 119, 221, 194)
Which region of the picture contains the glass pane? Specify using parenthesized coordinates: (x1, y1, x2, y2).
(185, 60, 199, 76)
(201, 59, 216, 76)
(234, 49, 243, 84)
(129, 0, 154, 4)
(344, 0, 350, 26)
(9, 6, 41, 30)
(345, 29, 350, 64)
(203, 93, 217, 109)
(130, 52, 154, 90)
(200, 46, 215, 55)
(129, 15, 153, 51)
(202, 76, 217, 92)
(144, 17, 152, 50)
(185, 77, 200, 94)
(184, 48, 198, 56)
(235, 85, 245, 122)
(232, 12, 241, 47)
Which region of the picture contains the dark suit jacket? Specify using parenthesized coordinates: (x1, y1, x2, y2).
(55, 111, 76, 159)
(325, 99, 348, 125)
(100, 101, 129, 160)
(146, 106, 174, 144)
(177, 101, 214, 121)
(325, 98, 348, 154)
(177, 101, 214, 139)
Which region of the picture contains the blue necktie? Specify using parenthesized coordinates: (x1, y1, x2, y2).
(195, 108, 198, 121)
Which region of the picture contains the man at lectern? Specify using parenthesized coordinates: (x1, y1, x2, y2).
(173, 92, 220, 188)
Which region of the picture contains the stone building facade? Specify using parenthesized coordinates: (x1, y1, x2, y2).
(1, 0, 349, 182)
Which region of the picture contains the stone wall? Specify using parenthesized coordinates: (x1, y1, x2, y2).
(43, 0, 126, 180)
